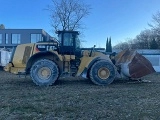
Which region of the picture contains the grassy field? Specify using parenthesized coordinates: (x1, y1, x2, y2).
(0, 70, 160, 120)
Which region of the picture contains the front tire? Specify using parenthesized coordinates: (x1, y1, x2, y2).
(89, 60, 116, 85)
(30, 59, 59, 86)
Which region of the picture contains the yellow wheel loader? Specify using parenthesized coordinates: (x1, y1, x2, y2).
(4, 31, 155, 86)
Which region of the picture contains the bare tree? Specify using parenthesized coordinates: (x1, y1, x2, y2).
(148, 11, 160, 47)
(149, 11, 160, 31)
(48, 0, 90, 31)
(135, 29, 154, 49)
(113, 42, 129, 50)
(114, 11, 160, 49)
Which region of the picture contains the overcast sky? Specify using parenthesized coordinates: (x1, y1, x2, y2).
(0, 0, 160, 48)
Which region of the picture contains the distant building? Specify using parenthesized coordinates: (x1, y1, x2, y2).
(0, 29, 54, 50)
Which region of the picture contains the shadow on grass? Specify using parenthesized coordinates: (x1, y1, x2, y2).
(0, 71, 154, 88)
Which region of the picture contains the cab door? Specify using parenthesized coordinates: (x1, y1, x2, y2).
(59, 32, 78, 55)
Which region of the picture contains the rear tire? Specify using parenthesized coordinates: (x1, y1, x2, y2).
(30, 59, 59, 86)
(89, 60, 116, 85)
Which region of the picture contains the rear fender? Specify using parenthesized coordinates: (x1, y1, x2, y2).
(25, 51, 63, 74)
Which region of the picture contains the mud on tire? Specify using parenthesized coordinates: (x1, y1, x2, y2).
(89, 60, 116, 85)
(30, 59, 59, 86)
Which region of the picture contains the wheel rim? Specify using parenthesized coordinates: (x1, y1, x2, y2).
(98, 67, 110, 80)
(38, 67, 51, 80)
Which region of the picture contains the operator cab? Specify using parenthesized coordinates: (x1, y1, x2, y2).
(57, 31, 80, 55)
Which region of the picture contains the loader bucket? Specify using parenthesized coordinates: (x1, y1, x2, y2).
(115, 49, 155, 79)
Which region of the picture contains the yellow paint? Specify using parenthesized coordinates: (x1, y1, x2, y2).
(10, 67, 25, 74)
(76, 56, 95, 76)
(12, 44, 34, 67)
(76, 51, 112, 76)
(64, 55, 75, 61)
(4, 63, 13, 72)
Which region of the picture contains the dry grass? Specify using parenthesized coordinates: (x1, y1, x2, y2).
(0, 69, 160, 120)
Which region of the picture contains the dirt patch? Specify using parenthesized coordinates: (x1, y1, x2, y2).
(0, 70, 160, 120)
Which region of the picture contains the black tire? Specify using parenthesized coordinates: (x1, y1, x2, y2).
(30, 59, 59, 86)
(89, 60, 116, 85)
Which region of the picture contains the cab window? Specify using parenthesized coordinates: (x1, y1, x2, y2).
(63, 33, 73, 46)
